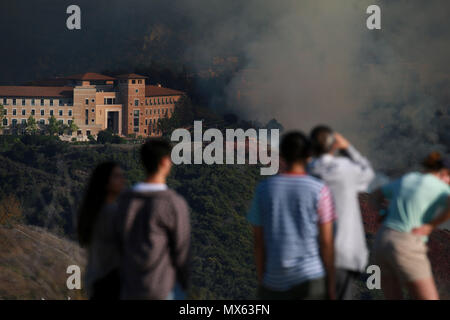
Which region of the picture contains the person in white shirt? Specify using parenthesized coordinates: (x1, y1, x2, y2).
(308, 125, 375, 300)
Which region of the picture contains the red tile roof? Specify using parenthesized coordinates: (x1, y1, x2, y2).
(145, 85, 184, 97)
(64, 72, 116, 81)
(116, 73, 148, 79)
(0, 86, 73, 98)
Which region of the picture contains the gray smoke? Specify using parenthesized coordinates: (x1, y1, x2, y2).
(201, 0, 449, 174)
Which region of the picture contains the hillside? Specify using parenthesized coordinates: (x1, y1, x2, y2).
(0, 136, 448, 300)
(0, 136, 261, 299)
(0, 224, 86, 300)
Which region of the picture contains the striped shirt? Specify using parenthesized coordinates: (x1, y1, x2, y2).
(247, 174, 336, 291)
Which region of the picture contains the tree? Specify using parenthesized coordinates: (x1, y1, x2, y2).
(96, 129, 124, 144)
(46, 115, 59, 136)
(68, 118, 79, 135)
(0, 195, 23, 227)
(265, 118, 284, 133)
(25, 115, 38, 135)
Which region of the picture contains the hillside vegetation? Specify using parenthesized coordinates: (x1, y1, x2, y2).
(0, 135, 448, 299)
(0, 135, 261, 299)
(0, 224, 86, 300)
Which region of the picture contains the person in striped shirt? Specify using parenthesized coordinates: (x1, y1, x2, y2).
(247, 131, 337, 300)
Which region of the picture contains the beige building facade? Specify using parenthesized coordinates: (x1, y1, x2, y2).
(0, 72, 184, 138)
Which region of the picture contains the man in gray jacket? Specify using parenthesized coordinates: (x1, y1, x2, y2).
(116, 139, 190, 299)
(308, 125, 375, 300)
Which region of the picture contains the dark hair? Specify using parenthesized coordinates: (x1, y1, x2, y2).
(422, 151, 449, 172)
(77, 161, 119, 247)
(140, 139, 172, 175)
(280, 131, 311, 164)
(310, 125, 334, 156)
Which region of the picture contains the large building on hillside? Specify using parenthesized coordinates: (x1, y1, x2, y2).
(0, 72, 184, 138)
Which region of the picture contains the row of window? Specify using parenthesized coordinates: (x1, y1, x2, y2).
(2, 98, 73, 107)
(3, 118, 73, 126)
(145, 97, 176, 106)
(119, 79, 143, 85)
(3, 108, 72, 117)
(144, 108, 173, 116)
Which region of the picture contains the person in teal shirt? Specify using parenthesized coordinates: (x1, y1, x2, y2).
(371, 152, 450, 300)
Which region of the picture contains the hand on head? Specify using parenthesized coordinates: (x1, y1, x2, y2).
(332, 132, 350, 151)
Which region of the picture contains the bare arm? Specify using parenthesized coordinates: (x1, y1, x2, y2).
(319, 221, 335, 300)
(412, 196, 450, 236)
(253, 226, 265, 284)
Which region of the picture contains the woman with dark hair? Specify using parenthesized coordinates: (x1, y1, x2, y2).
(77, 161, 125, 299)
(371, 152, 450, 300)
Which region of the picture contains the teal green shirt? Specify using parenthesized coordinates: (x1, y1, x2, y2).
(381, 172, 450, 237)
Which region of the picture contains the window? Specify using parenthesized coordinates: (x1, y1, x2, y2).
(41, 110, 45, 116)
(87, 130, 91, 136)
(138, 80, 142, 84)
(2, 98, 6, 105)
(3, 118, 7, 126)
(85, 99, 89, 105)
(91, 119, 94, 122)
(12, 119, 17, 127)
(136, 89, 139, 93)
(3, 108, 6, 115)
(92, 99, 95, 103)
(133, 109, 140, 129)
(59, 110, 63, 116)
(39, 119, 45, 125)
(21, 119, 27, 125)
(13, 109, 17, 116)
(85, 109, 88, 125)
(50, 110, 54, 116)
(40, 99, 44, 106)
(59, 100, 64, 106)
(104, 98, 115, 105)
(22, 109, 26, 116)
(145, 119, 148, 125)
(31, 109, 35, 116)
(68, 120, 72, 125)
(149, 109, 152, 115)
(132, 80, 136, 84)
(22, 99, 26, 106)
(68, 99, 73, 106)
(134, 99, 139, 106)
(12, 99, 16, 106)
(149, 99, 152, 105)
(68, 110, 72, 117)
(50, 99, 53, 106)
(31, 99, 35, 106)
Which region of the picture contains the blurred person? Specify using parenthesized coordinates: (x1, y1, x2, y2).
(248, 131, 336, 300)
(371, 152, 450, 300)
(116, 139, 190, 300)
(77, 161, 125, 299)
(308, 126, 375, 300)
